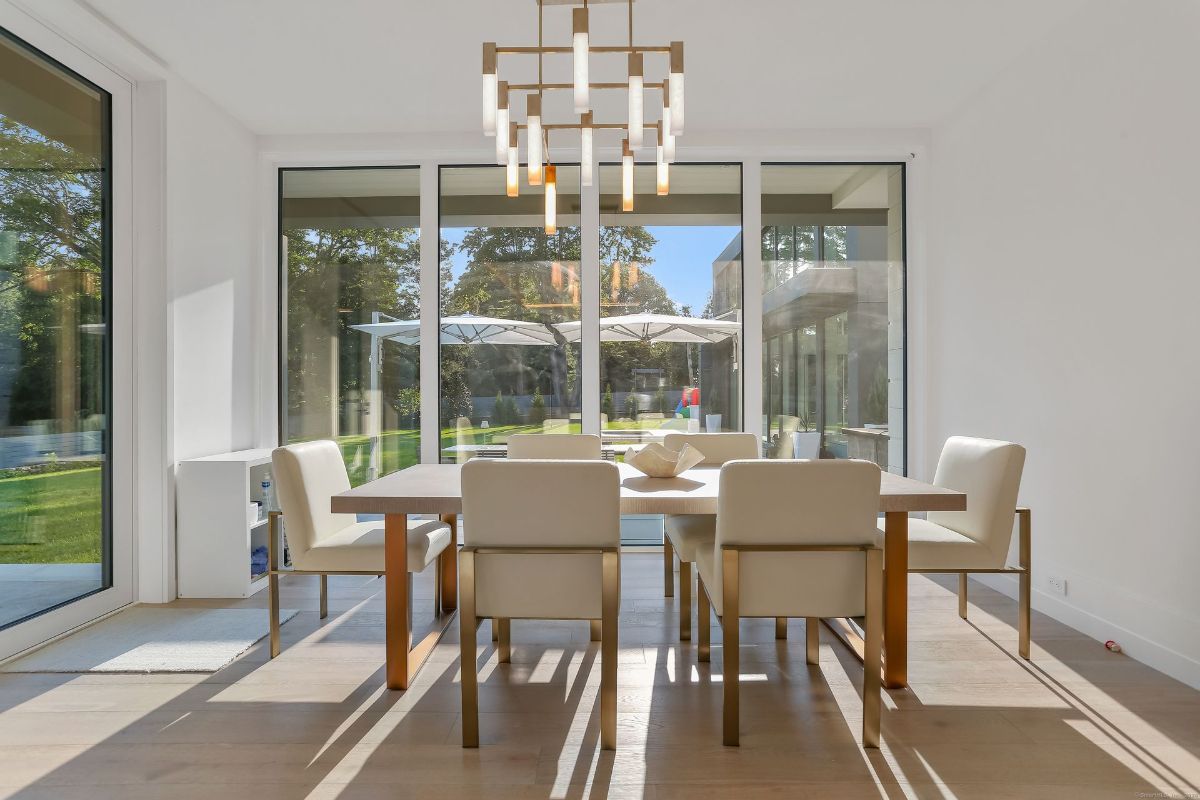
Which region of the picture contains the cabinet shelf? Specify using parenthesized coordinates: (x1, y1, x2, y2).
(177, 447, 279, 599)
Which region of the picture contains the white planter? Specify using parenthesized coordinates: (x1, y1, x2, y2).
(705, 414, 722, 433)
(792, 431, 821, 460)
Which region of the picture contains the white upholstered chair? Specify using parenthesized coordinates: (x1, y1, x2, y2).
(459, 459, 621, 749)
(888, 436, 1030, 657)
(507, 433, 602, 460)
(661, 432, 759, 641)
(696, 459, 883, 747)
(269, 440, 452, 657)
(503, 432, 605, 641)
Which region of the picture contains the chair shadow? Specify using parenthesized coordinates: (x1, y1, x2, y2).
(2, 563, 1197, 798)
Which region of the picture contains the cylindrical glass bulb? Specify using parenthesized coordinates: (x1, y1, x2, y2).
(657, 145, 669, 195)
(628, 75, 643, 148)
(622, 153, 634, 212)
(528, 116, 542, 185)
(506, 142, 519, 197)
(483, 73, 497, 135)
(544, 165, 557, 235)
(670, 72, 685, 135)
(495, 107, 509, 164)
(581, 126, 593, 187)
(573, 32, 589, 113)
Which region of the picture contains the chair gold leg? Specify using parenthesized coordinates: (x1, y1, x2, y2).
(268, 573, 281, 659)
(722, 548, 740, 747)
(663, 537, 675, 597)
(459, 550, 479, 748)
(1018, 508, 1032, 660)
(775, 617, 787, 640)
(267, 512, 281, 659)
(319, 574, 329, 620)
(601, 551, 619, 751)
(434, 552, 444, 616)
(679, 560, 692, 641)
(863, 549, 883, 749)
(805, 617, 819, 665)
(958, 573, 968, 620)
(697, 576, 711, 662)
(497, 617, 511, 663)
(590, 619, 601, 641)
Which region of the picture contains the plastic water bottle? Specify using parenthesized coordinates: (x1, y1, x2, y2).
(261, 474, 275, 513)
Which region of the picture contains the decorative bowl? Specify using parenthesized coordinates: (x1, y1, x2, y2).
(626, 442, 705, 478)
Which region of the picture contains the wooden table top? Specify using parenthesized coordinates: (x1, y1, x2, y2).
(332, 462, 966, 516)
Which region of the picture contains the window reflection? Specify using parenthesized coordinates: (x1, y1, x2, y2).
(0, 31, 111, 628)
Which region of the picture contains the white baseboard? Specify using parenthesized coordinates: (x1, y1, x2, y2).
(970, 573, 1200, 691)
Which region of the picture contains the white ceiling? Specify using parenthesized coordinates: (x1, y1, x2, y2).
(85, 0, 1088, 136)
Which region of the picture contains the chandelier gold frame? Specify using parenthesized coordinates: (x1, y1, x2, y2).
(482, 0, 685, 226)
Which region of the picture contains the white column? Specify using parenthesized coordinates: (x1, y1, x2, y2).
(741, 159, 763, 442)
(581, 164, 601, 435)
(419, 163, 440, 464)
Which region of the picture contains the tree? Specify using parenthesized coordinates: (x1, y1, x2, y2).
(624, 393, 639, 421)
(528, 386, 546, 425)
(0, 118, 107, 427)
(602, 383, 614, 420)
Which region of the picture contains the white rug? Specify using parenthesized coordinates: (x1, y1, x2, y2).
(2, 606, 298, 673)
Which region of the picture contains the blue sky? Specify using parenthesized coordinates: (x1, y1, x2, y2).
(442, 225, 741, 313)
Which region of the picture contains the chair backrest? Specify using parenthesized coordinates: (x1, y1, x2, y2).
(664, 432, 759, 465)
(508, 433, 602, 460)
(461, 459, 620, 620)
(713, 459, 881, 618)
(462, 459, 620, 547)
(271, 440, 355, 559)
(927, 436, 1026, 562)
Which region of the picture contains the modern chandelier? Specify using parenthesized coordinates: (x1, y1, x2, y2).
(481, 0, 685, 233)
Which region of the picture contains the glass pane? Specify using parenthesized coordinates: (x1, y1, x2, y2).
(599, 163, 742, 457)
(0, 31, 111, 628)
(281, 167, 420, 484)
(762, 164, 903, 471)
(439, 165, 582, 462)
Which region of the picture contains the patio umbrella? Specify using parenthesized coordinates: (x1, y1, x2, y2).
(556, 313, 740, 344)
(352, 312, 561, 346)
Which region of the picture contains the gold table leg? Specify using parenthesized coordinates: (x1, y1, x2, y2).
(679, 560, 692, 641)
(663, 537, 675, 597)
(385, 513, 412, 690)
(440, 514, 458, 612)
(883, 511, 908, 689)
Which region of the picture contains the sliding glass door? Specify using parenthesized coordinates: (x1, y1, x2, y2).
(438, 164, 582, 461)
(0, 30, 112, 629)
(279, 167, 421, 483)
(278, 162, 909, 482)
(599, 163, 742, 449)
(761, 164, 905, 472)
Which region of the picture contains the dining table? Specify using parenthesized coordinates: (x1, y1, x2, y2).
(331, 461, 966, 691)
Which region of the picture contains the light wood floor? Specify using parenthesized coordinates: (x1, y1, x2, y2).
(0, 553, 1197, 799)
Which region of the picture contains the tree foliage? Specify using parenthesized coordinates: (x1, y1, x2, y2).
(0, 118, 106, 427)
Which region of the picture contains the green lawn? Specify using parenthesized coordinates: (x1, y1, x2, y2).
(0, 467, 102, 564)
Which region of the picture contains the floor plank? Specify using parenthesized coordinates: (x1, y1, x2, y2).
(0, 554, 1196, 799)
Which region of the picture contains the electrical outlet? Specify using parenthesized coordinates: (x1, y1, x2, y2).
(1047, 576, 1067, 596)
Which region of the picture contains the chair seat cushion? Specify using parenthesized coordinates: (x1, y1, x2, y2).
(665, 514, 715, 562)
(878, 518, 1003, 571)
(294, 518, 451, 573)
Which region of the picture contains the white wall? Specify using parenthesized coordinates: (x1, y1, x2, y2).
(167, 80, 259, 462)
(927, 0, 1200, 687)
